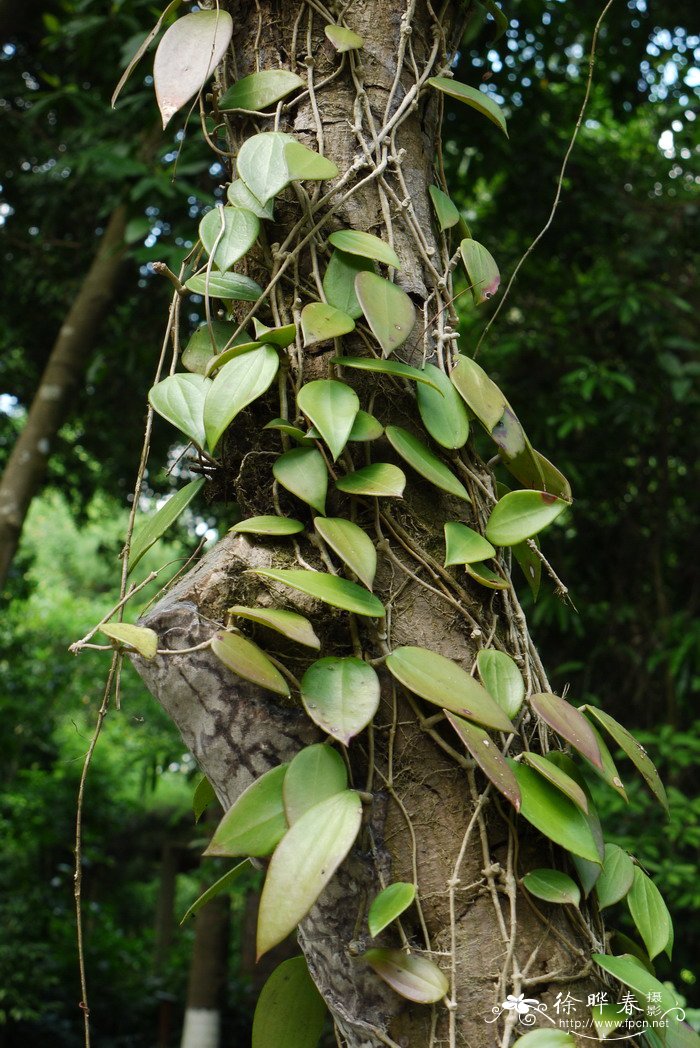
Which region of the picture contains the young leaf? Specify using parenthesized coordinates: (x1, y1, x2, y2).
(330, 356, 441, 390)
(227, 178, 275, 220)
(128, 477, 205, 572)
(237, 131, 295, 204)
(385, 426, 471, 502)
(354, 272, 416, 356)
(581, 706, 669, 812)
(284, 141, 338, 183)
(112, 0, 182, 108)
(301, 657, 381, 744)
(252, 956, 327, 1048)
(368, 883, 416, 937)
(253, 319, 297, 348)
(476, 649, 525, 719)
(230, 515, 305, 536)
(219, 69, 304, 112)
(154, 10, 233, 128)
(257, 790, 362, 957)
(336, 463, 406, 498)
(465, 561, 509, 590)
(227, 606, 320, 649)
(362, 950, 448, 1004)
(300, 303, 356, 349)
(182, 321, 251, 375)
(426, 76, 508, 136)
(444, 522, 495, 566)
(595, 844, 635, 910)
(348, 410, 383, 441)
(99, 623, 158, 660)
(450, 354, 506, 431)
(510, 761, 602, 864)
(148, 373, 210, 448)
(329, 230, 401, 269)
(256, 568, 386, 618)
(416, 363, 469, 449)
(283, 744, 347, 824)
(460, 238, 500, 305)
(522, 869, 581, 907)
(192, 774, 216, 822)
(297, 379, 359, 460)
(485, 490, 568, 546)
(386, 646, 515, 733)
(206, 763, 289, 858)
(521, 752, 589, 814)
(204, 345, 279, 452)
(273, 447, 328, 515)
(185, 270, 263, 301)
(627, 866, 673, 960)
(323, 250, 374, 319)
(445, 713, 521, 809)
(314, 517, 376, 590)
(324, 24, 364, 52)
(181, 860, 252, 924)
(428, 185, 460, 231)
(211, 631, 290, 696)
(530, 692, 604, 770)
(199, 205, 260, 272)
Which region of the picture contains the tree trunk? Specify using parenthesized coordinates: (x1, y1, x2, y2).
(0, 203, 127, 587)
(132, 2, 603, 1045)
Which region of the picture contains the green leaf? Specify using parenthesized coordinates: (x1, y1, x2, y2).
(329, 230, 401, 269)
(591, 953, 681, 1021)
(503, 443, 572, 502)
(284, 141, 338, 183)
(227, 606, 320, 649)
(230, 515, 305, 536)
(283, 744, 347, 824)
(522, 869, 581, 907)
(128, 477, 205, 572)
(595, 844, 634, 910)
(521, 752, 589, 814)
(182, 321, 252, 375)
(204, 345, 279, 451)
(185, 270, 263, 301)
(445, 713, 521, 809)
(219, 69, 304, 111)
(253, 319, 297, 347)
(314, 517, 376, 590)
(386, 646, 515, 732)
(450, 354, 506, 431)
(99, 623, 158, 659)
(211, 630, 290, 696)
(485, 490, 568, 546)
(588, 722, 628, 801)
(273, 447, 328, 515)
(154, 10, 233, 128)
(476, 649, 525, 719)
(257, 791, 362, 957)
(444, 522, 495, 566)
(416, 364, 469, 449)
(324, 24, 364, 51)
(426, 76, 508, 136)
(349, 410, 383, 441)
(460, 238, 500, 305)
(227, 178, 275, 220)
(207, 764, 289, 857)
(512, 1032, 574, 1048)
(476, 0, 509, 42)
(256, 568, 386, 618)
(252, 956, 327, 1048)
(264, 418, 313, 444)
(581, 706, 669, 812)
(362, 949, 448, 1004)
(323, 250, 374, 319)
(300, 303, 355, 348)
(111, 0, 182, 109)
(330, 355, 441, 390)
(513, 537, 541, 600)
(237, 131, 295, 204)
(199, 205, 260, 271)
(368, 883, 416, 937)
(336, 463, 406, 498)
(181, 861, 252, 924)
(205, 340, 265, 377)
(627, 866, 673, 960)
(301, 657, 380, 745)
(385, 426, 470, 502)
(428, 185, 460, 231)
(192, 774, 216, 822)
(148, 373, 210, 448)
(464, 560, 509, 589)
(297, 379, 359, 460)
(510, 761, 601, 863)
(590, 1002, 626, 1040)
(354, 272, 416, 356)
(530, 692, 603, 770)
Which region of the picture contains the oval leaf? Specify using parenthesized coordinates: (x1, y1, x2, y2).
(460, 238, 500, 305)
(595, 844, 635, 910)
(386, 425, 470, 502)
(485, 490, 568, 546)
(199, 205, 260, 272)
(211, 630, 290, 696)
(257, 790, 362, 957)
(428, 185, 460, 231)
(237, 131, 294, 204)
(368, 883, 416, 938)
(521, 752, 589, 814)
(128, 477, 204, 572)
(256, 568, 385, 618)
(581, 706, 668, 812)
(465, 561, 509, 589)
(204, 345, 279, 452)
(416, 363, 469, 449)
(530, 692, 603, 770)
(100, 623, 158, 660)
(445, 712, 520, 809)
(330, 355, 441, 390)
(154, 10, 233, 128)
(450, 354, 506, 431)
(355, 272, 415, 356)
(324, 24, 364, 52)
(227, 606, 320, 649)
(329, 230, 401, 270)
(444, 522, 495, 566)
(627, 866, 673, 960)
(185, 270, 263, 301)
(283, 744, 347, 824)
(323, 250, 374, 319)
(207, 763, 289, 858)
(301, 657, 381, 744)
(219, 69, 303, 112)
(427, 76, 508, 136)
(252, 956, 327, 1048)
(231, 515, 304, 536)
(522, 868, 581, 907)
(298, 379, 359, 459)
(314, 517, 376, 590)
(476, 649, 525, 719)
(349, 410, 383, 441)
(363, 949, 448, 1004)
(510, 761, 601, 864)
(336, 463, 406, 498)
(273, 447, 328, 515)
(148, 373, 210, 449)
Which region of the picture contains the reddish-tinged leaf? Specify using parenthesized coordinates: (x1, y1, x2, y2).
(581, 705, 669, 812)
(446, 713, 520, 810)
(531, 692, 604, 770)
(363, 949, 449, 1004)
(521, 752, 589, 814)
(154, 10, 233, 128)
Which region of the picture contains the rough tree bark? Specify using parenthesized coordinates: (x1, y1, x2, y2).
(132, 2, 603, 1045)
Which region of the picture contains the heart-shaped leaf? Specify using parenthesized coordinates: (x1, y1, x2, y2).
(450, 354, 506, 430)
(253, 319, 297, 347)
(180, 860, 252, 924)
(465, 561, 509, 589)
(314, 517, 376, 590)
(284, 141, 338, 182)
(219, 69, 303, 111)
(445, 713, 520, 809)
(355, 272, 416, 355)
(362, 950, 448, 1004)
(476, 649, 525, 719)
(428, 185, 460, 231)
(522, 868, 581, 907)
(273, 447, 328, 515)
(323, 250, 374, 318)
(301, 657, 380, 745)
(330, 356, 441, 390)
(182, 321, 252, 375)
(298, 379, 359, 460)
(185, 270, 263, 301)
(204, 345, 279, 451)
(100, 623, 158, 659)
(386, 426, 470, 501)
(416, 363, 469, 449)
(211, 630, 290, 696)
(386, 646, 515, 732)
(348, 411, 383, 441)
(510, 761, 601, 864)
(148, 373, 210, 448)
(427, 76, 508, 136)
(256, 568, 385, 618)
(227, 178, 275, 220)
(521, 752, 589, 814)
(230, 515, 305, 536)
(128, 477, 204, 572)
(206, 763, 289, 858)
(252, 956, 327, 1048)
(329, 230, 401, 269)
(485, 490, 568, 546)
(336, 463, 406, 498)
(581, 706, 668, 812)
(283, 744, 347, 824)
(227, 606, 320, 649)
(368, 883, 416, 937)
(627, 866, 673, 960)
(257, 790, 362, 957)
(324, 24, 364, 51)
(300, 304, 355, 348)
(530, 692, 603, 770)
(460, 238, 500, 305)
(199, 205, 260, 271)
(444, 522, 495, 566)
(237, 131, 295, 204)
(154, 10, 233, 128)
(595, 844, 634, 910)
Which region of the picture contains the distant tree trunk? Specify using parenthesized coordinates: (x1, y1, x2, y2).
(180, 892, 230, 1048)
(0, 204, 127, 587)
